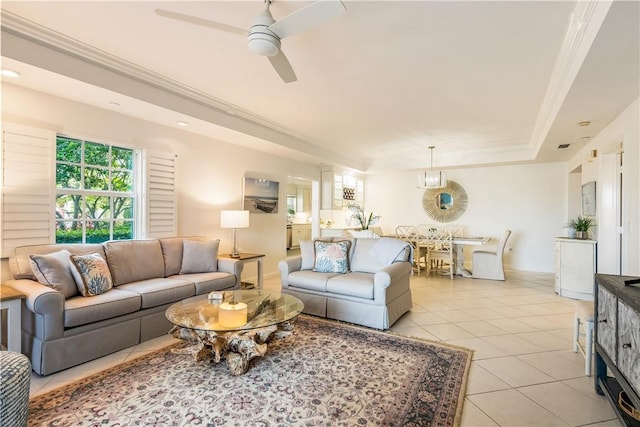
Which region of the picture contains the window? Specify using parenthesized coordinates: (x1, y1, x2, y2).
(55, 136, 138, 243)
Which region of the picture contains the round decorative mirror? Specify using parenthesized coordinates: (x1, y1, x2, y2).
(422, 180, 468, 222)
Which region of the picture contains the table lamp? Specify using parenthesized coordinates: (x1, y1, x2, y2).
(220, 210, 250, 258)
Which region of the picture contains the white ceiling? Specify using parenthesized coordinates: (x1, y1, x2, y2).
(1, 1, 638, 173)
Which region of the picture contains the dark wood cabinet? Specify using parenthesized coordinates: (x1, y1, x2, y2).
(595, 274, 640, 426)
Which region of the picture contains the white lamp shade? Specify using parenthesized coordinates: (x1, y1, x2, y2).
(220, 210, 250, 229)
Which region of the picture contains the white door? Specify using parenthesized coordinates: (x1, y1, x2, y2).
(598, 151, 623, 274)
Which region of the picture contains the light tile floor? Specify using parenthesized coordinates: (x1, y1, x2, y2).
(29, 270, 622, 427)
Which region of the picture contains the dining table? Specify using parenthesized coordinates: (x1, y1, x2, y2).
(451, 236, 490, 276)
(390, 232, 490, 277)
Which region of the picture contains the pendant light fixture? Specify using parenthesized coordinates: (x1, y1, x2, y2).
(417, 146, 447, 189)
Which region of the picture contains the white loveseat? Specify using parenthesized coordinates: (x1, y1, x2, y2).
(278, 237, 413, 329)
(6, 237, 241, 375)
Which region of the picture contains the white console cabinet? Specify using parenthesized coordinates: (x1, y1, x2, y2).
(554, 238, 596, 300)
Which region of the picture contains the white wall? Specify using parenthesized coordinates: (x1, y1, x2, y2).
(365, 162, 568, 273)
(4, 83, 636, 279)
(1, 83, 320, 281)
(567, 98, 640, 275)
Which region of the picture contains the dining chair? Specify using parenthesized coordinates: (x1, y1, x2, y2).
(425, 226, 455, 279)
(448, 225, 465, 237)
(414, 224, 435, 275)
(471, 229, 512, 281)
(395, 225, 420, 273)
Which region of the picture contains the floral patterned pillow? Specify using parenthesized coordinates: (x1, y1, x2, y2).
(313, 240, 351, 274)
(70, 253, 113, 297)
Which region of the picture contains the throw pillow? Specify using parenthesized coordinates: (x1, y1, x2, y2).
(180, 239, 220, 274)
(313, 240, 351, 274)
(70, 253, 113, 297)
(299, 240, 317, 270)
(29, 250, 78, 299)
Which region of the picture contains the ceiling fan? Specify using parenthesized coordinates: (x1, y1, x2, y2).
(155, 0, 346, 83)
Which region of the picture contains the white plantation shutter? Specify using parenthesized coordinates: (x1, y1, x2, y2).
(143, 150, 177, 237)
(1, 124, 54, 256)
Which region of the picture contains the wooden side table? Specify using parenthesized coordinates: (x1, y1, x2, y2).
(220, 253, 265, 289)
(1, 286, 25, 352)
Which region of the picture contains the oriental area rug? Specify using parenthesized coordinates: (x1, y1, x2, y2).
(28, 316, 473, 426)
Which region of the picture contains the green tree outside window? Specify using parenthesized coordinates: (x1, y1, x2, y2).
(55, 136, 136, 243)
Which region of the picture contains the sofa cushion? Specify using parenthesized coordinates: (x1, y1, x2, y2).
(313, 240, 351, 273)
(180, 239, 219, 274)
(160, 237, 185, 277)
(64, 289, 141, 328)
(299, 240, 315, 270)
(170, 272, 236, 294)
(350, 238, 386, 274)
(159, 237, 204, 277)
(29, 249, 78, 299)
(288, 270, 340, 292)
(10, 243, 106, 281)
(327, 273, 375, 299)
(70, 253, 114, 297)
(370, 237, 412, 264)
(117, 278, 194, 309)
(104, 239, 165, 286)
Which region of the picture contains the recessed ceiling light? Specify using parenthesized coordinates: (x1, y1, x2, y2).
(558, 143, 571, 149)
(1, 69, 21, 78)
(578, 121, 591, 127)
(176, 120, 188, 127)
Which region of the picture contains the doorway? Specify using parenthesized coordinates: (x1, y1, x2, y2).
(598, 147, 623, 274)
(285, 175, 319, 257)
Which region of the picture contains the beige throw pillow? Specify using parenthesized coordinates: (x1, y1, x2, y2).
(179, 239, 220, 274)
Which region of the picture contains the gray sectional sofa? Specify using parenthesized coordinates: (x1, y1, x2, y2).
(6, 237, 242, 376)
(278, 237, 413, 329)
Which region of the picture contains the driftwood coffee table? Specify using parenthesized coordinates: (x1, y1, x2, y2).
(165, 290, 304, 375)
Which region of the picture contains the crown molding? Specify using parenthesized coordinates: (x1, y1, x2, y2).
(1, 10, 284, 133)
(1, 10, 367, 171)
(529, 0, 613, 156)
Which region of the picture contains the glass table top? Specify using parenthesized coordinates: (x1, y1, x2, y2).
(165, 290, 304, 332)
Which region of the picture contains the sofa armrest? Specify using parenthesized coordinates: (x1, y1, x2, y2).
(278, 257, 302, 289)
(5, 279, 65, 340)
(373, 261, 412, 302)
(217, 258, 244, 286)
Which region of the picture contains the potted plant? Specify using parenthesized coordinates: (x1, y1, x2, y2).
(567, 216, 596, 239)
(347, 203, 381, 233)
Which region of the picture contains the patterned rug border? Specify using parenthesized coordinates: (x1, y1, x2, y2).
(30, 315, 474, 426)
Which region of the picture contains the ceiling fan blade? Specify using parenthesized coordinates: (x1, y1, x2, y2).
(268, 51, 297, 83)
(269, 0, 346, 40)
(155, 9, 246, 36)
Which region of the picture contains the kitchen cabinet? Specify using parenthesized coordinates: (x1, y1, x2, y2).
(554, 238, 596, 300)
(291, 224, 311, 247)
(296, 187, 311, 213)
(321, 169, 364, 210)
(595, 274, 640, 426)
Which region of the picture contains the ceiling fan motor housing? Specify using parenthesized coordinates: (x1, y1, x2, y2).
(248, 9, 280, 56)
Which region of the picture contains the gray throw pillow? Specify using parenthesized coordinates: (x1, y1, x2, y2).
(29, 249, 78, 299)
(180, 239, 220, 274)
